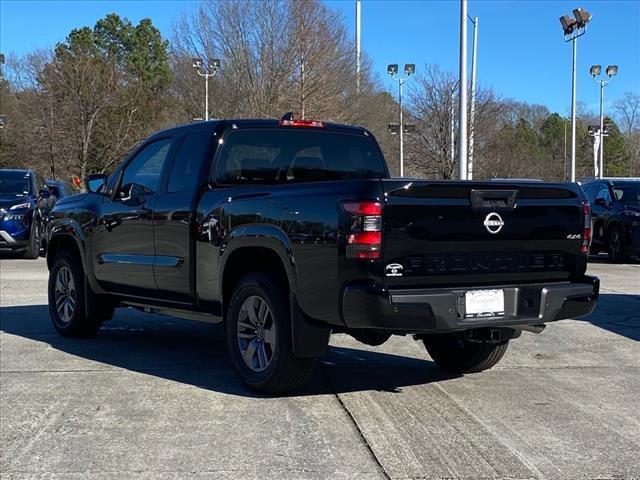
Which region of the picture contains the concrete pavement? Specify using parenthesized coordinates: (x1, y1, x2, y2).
(1, 257, 639, 479)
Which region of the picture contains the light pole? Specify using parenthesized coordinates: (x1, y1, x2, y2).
(467, 15, 478, 180)
(388, 63, 415, 177)
(458, 0, 468, 180)
(192, 58, 221, 121)
(355, 0, 361, 95)
(449, 80, 459, 166)
(590, 64, 618, 179)
(559, 8, 592, 182)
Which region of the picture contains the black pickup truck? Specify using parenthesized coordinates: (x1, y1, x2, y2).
(46, 117, 599, 393)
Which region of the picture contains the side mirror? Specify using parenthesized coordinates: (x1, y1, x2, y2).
(594, 197, 607, 207)
(85, 173, 107, 194)
(38, 189, 52, 199)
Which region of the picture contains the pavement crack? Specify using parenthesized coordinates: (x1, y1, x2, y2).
(320, 366, 392, 480)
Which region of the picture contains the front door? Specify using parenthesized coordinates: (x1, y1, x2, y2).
(92, 137, 174, 297)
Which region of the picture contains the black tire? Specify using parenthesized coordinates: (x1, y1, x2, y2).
(22, 222, 40, 259)
(226, 273, 314, 394)
(607, 226, 627, 263)
(48, 251, 111, 337)
(422, 333, 509, 373)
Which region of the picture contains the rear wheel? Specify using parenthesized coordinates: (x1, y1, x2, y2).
(422, 333, 509, 373)
(226, 273, 314, 394)
(607, 226, 627, 263)
(48, 251, 112, 337)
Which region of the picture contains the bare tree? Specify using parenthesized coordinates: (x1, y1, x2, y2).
(614, 92, 640, 175)
(406, 64, 501, 179)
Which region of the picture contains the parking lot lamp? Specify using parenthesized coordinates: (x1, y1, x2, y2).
(388, 63, 415, 177)
(590, 64, 618, 179)
(559, 7, 592, 182)
(192, 58, 221, 121)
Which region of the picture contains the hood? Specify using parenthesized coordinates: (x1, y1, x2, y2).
(54, 192, 88, 206)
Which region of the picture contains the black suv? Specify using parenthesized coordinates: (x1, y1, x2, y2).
(582, 178, 640, 262)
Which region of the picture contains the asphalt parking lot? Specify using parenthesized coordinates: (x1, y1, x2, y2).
(1, 257, 639, 480)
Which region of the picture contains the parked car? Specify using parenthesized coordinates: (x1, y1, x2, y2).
(46, 179, 77, 200)
(0, 169, 55, 258)
(582, 178, 640, 262)
(45, 116, 599, 393)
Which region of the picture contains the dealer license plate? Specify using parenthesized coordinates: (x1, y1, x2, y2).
(464, 289, 505, 319)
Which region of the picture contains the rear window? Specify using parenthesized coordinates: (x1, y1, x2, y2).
(214, 129, 387, 184)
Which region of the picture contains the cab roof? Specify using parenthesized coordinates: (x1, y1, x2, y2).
(148, 118, 370, 140)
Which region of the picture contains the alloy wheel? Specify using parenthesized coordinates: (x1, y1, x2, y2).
(237, 295, 276, 372)
(54, 266, 76, 323)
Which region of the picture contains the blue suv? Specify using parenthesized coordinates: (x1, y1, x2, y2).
(0, 169, 54, 258)
(582, 178, 640, 262)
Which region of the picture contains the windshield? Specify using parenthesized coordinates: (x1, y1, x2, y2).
(613, 184, 640, 205)
(0, 173, 31, 197)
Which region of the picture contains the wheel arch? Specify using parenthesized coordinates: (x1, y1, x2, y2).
(46, 220, 103, 294)
(219, 226, 329, 358)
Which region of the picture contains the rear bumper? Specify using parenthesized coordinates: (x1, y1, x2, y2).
(342, 276, 599, 333)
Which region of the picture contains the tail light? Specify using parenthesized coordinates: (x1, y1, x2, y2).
(341, 201, 382, 259)
(581, 203, 591, 254)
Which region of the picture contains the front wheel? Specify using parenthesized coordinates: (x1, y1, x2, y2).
(226, 273, 314, 394)
(48, 252, 106, 337)
(422, 333, 509, 373)
(22, 222, 40, 259)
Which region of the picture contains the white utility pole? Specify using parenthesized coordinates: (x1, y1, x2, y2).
(356, 0, 361, 95)
(399, 78, 404, 177)
(449, 81, 459, 166)
(468, 15, 478, 180)
(458, 0, 468, 180)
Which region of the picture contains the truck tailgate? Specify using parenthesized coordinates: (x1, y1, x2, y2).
(380, 180, 587, 288)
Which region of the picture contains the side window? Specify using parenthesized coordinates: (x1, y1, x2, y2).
(215, 134, 281, 184)
(583, 184, 597, 202)
(596, 185, 612, 204)
(167, 131, 211, 193)
(120, 139, 172, 195)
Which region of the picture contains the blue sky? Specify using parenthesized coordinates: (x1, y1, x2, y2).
(1, 0, 638, 116)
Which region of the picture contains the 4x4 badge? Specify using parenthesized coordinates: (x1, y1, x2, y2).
(385, 263, 403, 277)
(484, 212, 504, 234)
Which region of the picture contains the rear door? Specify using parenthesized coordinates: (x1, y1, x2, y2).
(153, 130, 213, 302)
(380, 180, 586, 289)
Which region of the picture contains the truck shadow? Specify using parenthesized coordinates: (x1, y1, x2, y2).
(0, 304, 457, 397)
(582, 293, 640, 341)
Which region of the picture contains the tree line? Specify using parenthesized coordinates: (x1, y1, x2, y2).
(1, 0, 638, 183)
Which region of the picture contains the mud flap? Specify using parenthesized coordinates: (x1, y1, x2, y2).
(290, 293, 331, 358)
